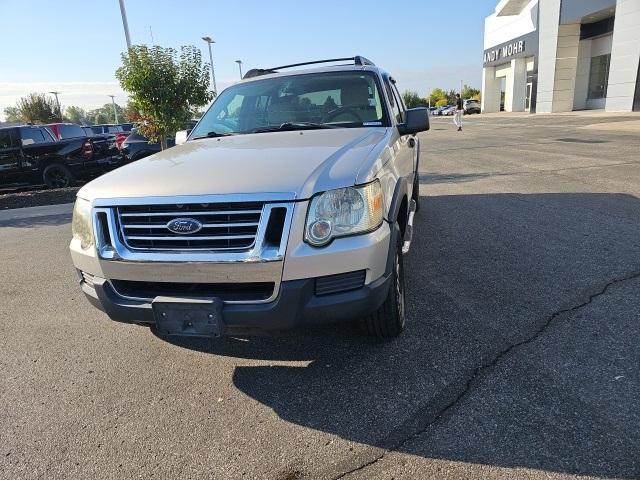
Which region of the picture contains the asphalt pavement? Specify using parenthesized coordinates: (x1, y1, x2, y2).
(1, 112, 639, 479)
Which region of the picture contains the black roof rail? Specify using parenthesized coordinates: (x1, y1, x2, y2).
(243, 56, 375, 79)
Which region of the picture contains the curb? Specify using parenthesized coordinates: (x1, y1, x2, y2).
(0, 203, 74, 222)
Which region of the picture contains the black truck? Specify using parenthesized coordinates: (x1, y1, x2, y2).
(0, 125, 122, 188)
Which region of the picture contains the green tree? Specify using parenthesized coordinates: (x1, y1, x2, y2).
(65, 106, 89, 124)
(446, 89, 458, 105)
(122, 100, 140, 123)
(88, 103, 124, 125)
(429, 88, 448, 106)
(461, 84, 481, 100)
(3, 106, 22, 123)
(402, 91, 428, 109)
(16, 93, 59, 124)
(435, 98, 448, 107)
(116, 45, 213, 149)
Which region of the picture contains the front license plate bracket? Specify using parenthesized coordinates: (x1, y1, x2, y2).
(152, 297, 223, 337)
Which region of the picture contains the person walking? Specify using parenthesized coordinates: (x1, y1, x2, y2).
(453, 93, 464, 131)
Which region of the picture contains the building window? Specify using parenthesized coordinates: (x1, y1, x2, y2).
(588, 54, 611, 100)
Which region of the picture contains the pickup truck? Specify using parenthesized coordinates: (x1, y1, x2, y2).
(70, 56, 429, 340)
(90, 124, 128, 149)
(48, 122, 121, 161)
(0, 125, 122, 188)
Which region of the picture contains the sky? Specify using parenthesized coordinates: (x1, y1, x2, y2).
(0, 0, 496, 121)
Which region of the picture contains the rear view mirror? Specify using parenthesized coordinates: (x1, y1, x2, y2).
(398, 108, 430, 135)
(175, 130, 189, 145)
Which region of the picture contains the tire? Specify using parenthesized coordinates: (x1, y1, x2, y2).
(361, 227, 406, 340)
(43, 163, 74, 188)
(412, 173, 421, 213)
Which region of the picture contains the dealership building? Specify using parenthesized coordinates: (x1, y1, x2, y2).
(482, 0, 640, 113)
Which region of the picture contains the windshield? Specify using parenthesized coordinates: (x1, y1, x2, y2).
(191, 71, 388, 137)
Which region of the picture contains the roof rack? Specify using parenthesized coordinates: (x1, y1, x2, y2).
(243, 56, 375, 79)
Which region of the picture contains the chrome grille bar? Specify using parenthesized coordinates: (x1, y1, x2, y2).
(123, 222, 260, 229)
(126, 235, 256, 241)
(120, 210, 262, 217)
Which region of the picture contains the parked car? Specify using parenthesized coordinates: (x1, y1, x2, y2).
(120, 123, 134, 132)
(70, 55, 429, 341)
(48, 122, 121, 163)
(433, 106, 451, 116)
(463, 99, 481, 114)
(120, 128, 175, 162)
(0, 125, 122, 188)
(47, 122, 87, 140)
(90, 124, 128, 149)
(81, 126, 96, 137)
(441, 106, 455, 116)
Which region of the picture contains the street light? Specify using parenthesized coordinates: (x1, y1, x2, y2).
(202, 36, 218, 96)
(107, 95, 119, 123)
(235, 60, 243, 79)
(118, 0, 132, 49)
(49, 91, 61, 120)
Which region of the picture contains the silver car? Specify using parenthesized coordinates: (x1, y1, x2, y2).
(70, 56, 429, 340)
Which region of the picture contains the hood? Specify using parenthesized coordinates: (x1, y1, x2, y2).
(79, 128, 389, 202)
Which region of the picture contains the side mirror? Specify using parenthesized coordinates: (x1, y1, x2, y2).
(398, 107, 430, 135)
(175, 130, 189, 145)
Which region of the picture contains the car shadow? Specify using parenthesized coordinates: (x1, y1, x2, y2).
(155, 192, 640, 478)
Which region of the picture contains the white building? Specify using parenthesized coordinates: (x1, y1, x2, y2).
(482, 0, 640, 113)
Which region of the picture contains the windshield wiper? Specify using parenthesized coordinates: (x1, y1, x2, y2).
(191, 130, 235, 140)
(248, 122, 338, 134)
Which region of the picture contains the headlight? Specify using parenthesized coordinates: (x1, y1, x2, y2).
(305, 180, 383, 246)
(72, 198, 94, 250)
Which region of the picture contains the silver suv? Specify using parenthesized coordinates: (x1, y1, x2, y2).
(70, 56, 429, 340)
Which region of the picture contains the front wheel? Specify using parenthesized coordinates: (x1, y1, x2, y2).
(361, 227, 406, 340)
(412, 174, 421, 213)
(43, 163, 74, 188)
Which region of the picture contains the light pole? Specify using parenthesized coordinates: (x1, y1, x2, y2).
(49, 91, 61, 120)
(108, 95, 119, 123)
(235, 60, 243, 79)
(118, 0, 132, 49)
(202, 37, 218, 96)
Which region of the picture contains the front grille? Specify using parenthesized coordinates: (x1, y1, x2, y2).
(117, 202, 263, 251)
(111, 280, 275, 302)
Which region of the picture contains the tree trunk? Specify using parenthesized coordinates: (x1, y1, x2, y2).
(160, 136, 167, 150)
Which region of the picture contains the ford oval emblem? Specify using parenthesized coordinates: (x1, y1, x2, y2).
(166, 218, 203, 235)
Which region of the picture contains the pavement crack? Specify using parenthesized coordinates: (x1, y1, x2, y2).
(331, 270, 640, 480)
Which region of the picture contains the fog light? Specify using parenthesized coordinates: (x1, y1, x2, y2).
(308, 220, 332, 245)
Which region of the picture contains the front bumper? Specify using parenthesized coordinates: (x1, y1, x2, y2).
(71, 194, 392, 335)
(80, 272, 391, 335)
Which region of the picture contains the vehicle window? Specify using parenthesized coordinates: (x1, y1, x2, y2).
(0, 130, 12, 149)
(385, 80, 402, 124)
(191, 71, 389, 137)
(59, 124, 85, 139)
(391, 82, 406, 123)
(19, 128, 48, 145)
(107, 126, 124, 133)
(42, 127, 56, 142)
(90, 126, 102, 135)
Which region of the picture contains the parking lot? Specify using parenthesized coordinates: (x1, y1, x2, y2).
(1, 113, 639, 479)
